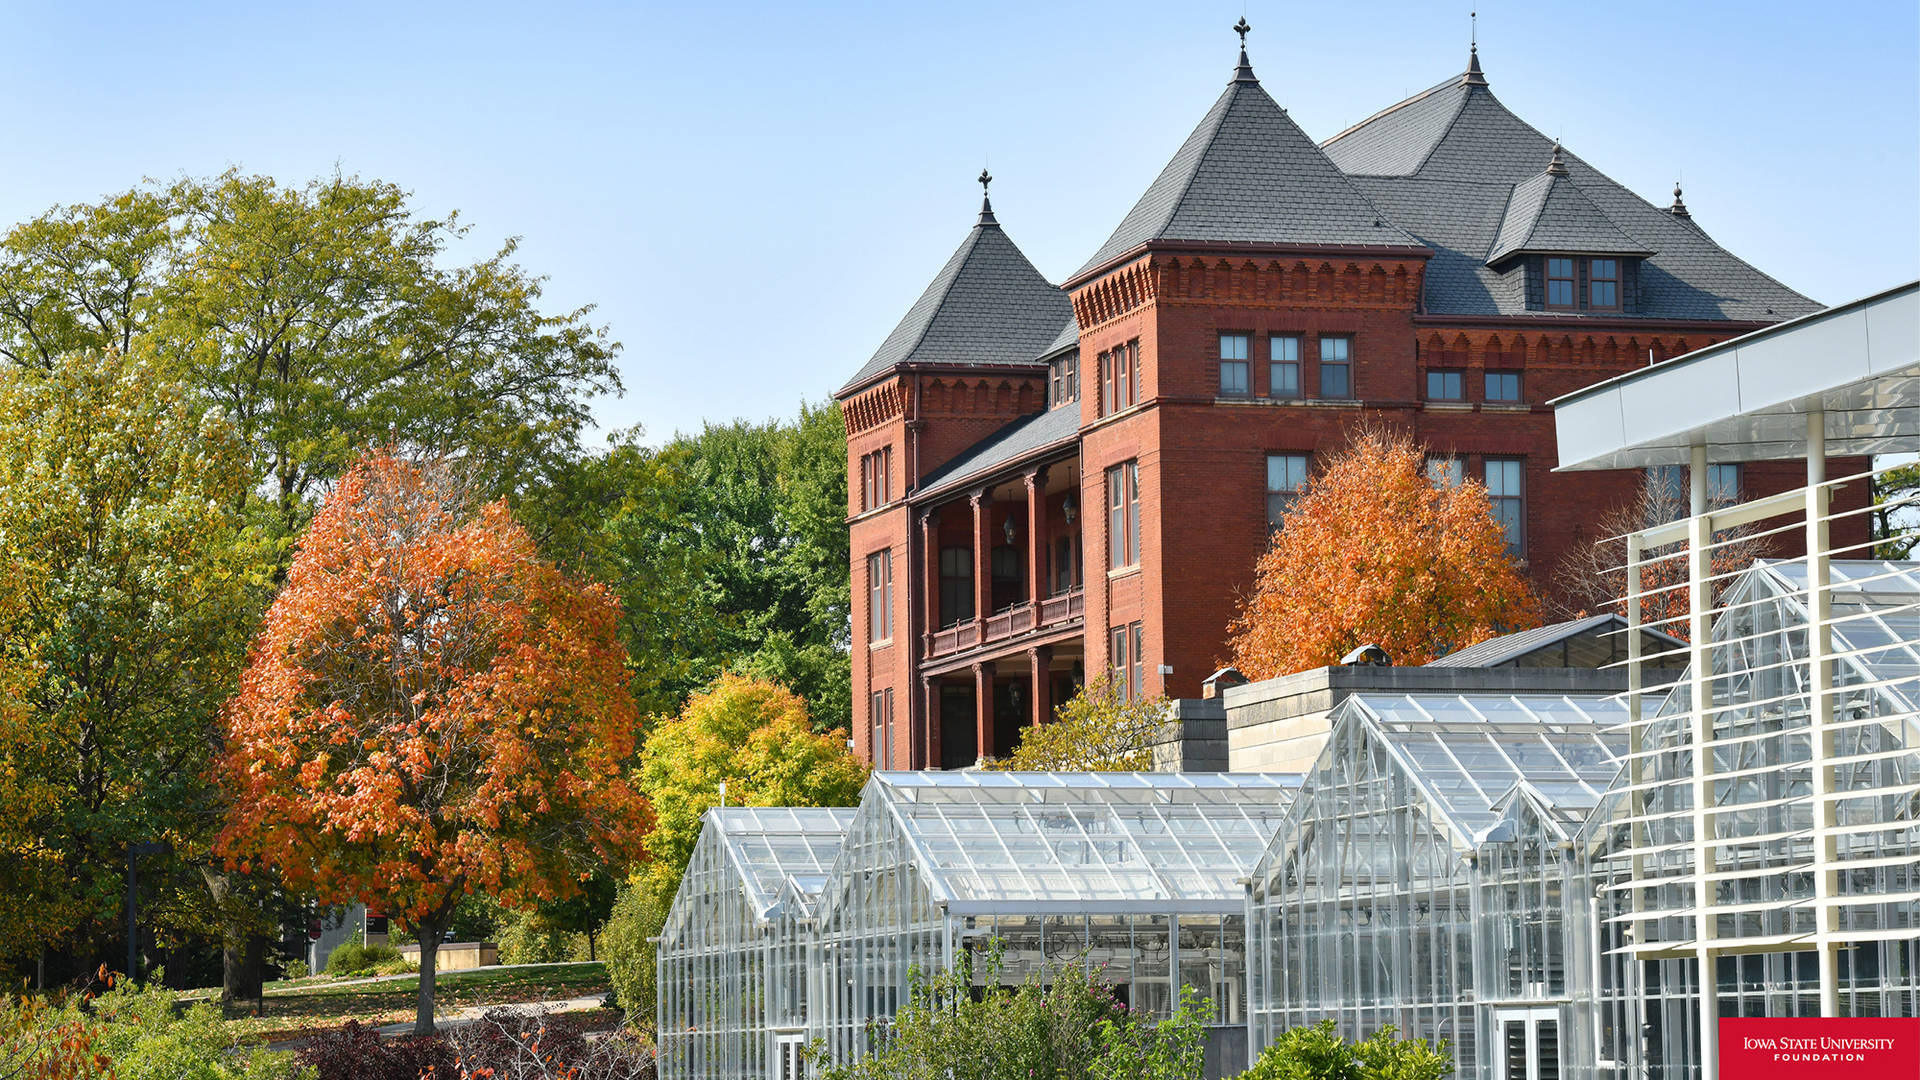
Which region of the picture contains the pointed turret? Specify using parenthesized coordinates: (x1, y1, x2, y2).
(1232, 17, 1258, 84)
(838, 180, 1070, 395)
(1068, 22, 1417, 283)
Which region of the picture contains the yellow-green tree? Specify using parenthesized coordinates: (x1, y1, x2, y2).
(1229, 427, 1536, 677)
(0, 348, 266, 970)
(995, 676, 1169, 771)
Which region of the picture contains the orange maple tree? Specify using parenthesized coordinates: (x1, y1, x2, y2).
(1228, 427, 1537, 678)
(215, 452, 648, 1034)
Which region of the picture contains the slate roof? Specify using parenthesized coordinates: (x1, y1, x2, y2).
(1323, 61, 1820, 321)
(1486, 166, 1652, 265)
(914, 404, 1080, 495)
(839, 210, 1072, 395)
(1039, 314, 1081, 359)
(1071, 56, 1419, 282)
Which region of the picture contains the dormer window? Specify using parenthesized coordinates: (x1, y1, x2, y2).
(1589, 258, 1620, 310)
(1546, 258, 1576, 309)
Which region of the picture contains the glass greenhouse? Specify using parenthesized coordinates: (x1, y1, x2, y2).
(1571, 559, 1920, 1080)
(1245, 691, 1627, 1079)
(810, 771, 1299, 1078)
(657, 806, 856, 1080)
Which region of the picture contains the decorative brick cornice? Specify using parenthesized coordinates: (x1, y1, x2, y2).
(1071, 253, 1427, 332)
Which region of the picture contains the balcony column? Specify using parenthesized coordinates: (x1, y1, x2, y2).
(1028, 645, 1053, 728)
(1024, 467, 1047, 619)
(919, 508, 938, 656)
(919, 675, 935, 770)
(971, 661, 990, 767)
(970, 488, 992, 632)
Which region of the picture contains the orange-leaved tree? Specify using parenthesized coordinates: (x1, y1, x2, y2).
(215, 452, 648, 1034)
(1228, 427, 1537, 678)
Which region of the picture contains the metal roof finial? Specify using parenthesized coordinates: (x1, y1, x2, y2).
(1463, 11, 1489, 86)
(976, 168, 998, 226)
(1232, 17, 1258, 84)
(1669, 179, 1691, 219)
(1546, 139, 1569, 177)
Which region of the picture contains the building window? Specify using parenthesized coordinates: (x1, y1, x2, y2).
(870, 688, 893, 769)
(1426, 369, 1465, 401)
(1546, 257, 1576, 309)
(1266, 453, 1309, 532)
(1590, 258, 1620, 310)
(1318, 336, 1351, 398)
(858, 447, 892, 511)
(1049, 354, 1081, 407)
(866, 550, 893, 643)
(1485, 371, 1522, 402)
(1098, 342, 1138, 415)
(1425, 457, 1466, 488)
(1065, 354, 1078, 402)
(1110, 621, 1145, 701)
(1269, 335, 1301, 398)
(1106, 461, 1141, 570)
(939, 546, 972, 626)
(1219, 333, 1250, 396)
(1053, 535, 1075, 593)
(1648, 463, 1742, 521)
(1485, 458, 1525, 557)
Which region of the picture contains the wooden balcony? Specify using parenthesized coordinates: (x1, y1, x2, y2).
(926, 586, 1083, 660)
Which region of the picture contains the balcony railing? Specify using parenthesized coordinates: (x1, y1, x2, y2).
(926, 586, 1084, 660)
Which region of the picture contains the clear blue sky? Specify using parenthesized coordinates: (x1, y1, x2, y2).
(2, 1, 1914, 445)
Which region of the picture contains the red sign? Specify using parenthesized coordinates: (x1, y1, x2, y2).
(1720, 1017, 1920, 1079)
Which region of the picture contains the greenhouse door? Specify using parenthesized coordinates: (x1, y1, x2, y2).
(772, 1032, 804, 1080)
(1496, 1007, 1560, 1080)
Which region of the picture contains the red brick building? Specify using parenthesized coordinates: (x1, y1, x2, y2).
(838, 35, 1851, 769)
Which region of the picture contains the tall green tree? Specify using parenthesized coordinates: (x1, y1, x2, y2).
(0, 170, 622, 544)
(0, 348, 267, 971)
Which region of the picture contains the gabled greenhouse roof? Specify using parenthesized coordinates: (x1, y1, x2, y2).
(846, 771, 1300, 915)
(706, 807, 856, 920)
(1339, 692, 1627, 845)
(1758, 559, 1920, 704)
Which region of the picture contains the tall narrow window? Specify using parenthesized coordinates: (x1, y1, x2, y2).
(939, 546, 972, 626)
(1708, 463, 1741, 505)
(1266, 453, 1309, 531)
(1426, 369, 1465, 401)
(1110, 621, 1144, 701)
(859, 454, 872, 511)
(1219, 333, 1250, 396)
(1099, 350, 1114, 415)
(1050, 360, 1063, 406)
(1106, 461, 1140, 570)
(1546, 258, 1576, 308)
(1485, 371, 1522, 402)
(870, 689, 894, 768)
(1117, 341, 1134, 409)
(1111, 625, 1130, 699)
(1425, 457, 1466, 488)
(1064, 354, 1078, 402)
(1131, 623, 1145, 701)
(1589, 258, 1619, 309)
(1318, 336, 1351, 398)
(866, 551, 893, 642)
(1269, 335, 1301, 398)
(1485, 459, 1525, 557)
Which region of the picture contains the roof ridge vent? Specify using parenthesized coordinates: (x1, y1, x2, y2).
(1232, 16, 1258, 84)
(1545, 139, 1570, 177)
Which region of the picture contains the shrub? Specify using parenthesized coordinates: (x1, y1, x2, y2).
(280, 958, 309, 980)
(495, 906, 590, 965)
(298, 1020, 455, 1080)
(1240, 1020, 1452, 1080)
(602, 885, 666, 1024)
(1, 977, 304, 1080)
(323, 939, 403, 977)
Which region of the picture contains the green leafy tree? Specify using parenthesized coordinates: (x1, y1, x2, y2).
(1871, 461, 1919, 559)
(1241, 1019, 1452, 1080)
(0, 348, 266, 974)
(995, 675, 1168, 771)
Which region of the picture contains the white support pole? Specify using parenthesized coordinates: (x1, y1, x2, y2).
(1806, 409, 1840, 1016)
(1688, 443, 1719, 1080)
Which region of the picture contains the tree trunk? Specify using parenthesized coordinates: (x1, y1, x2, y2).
(415, 929, 441, 1035)
(587, 928, 596, 963)
(223, 935, 265, 1004)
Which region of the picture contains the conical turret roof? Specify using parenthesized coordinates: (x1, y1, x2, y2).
(1070, 50, 1418, 283)
(839, 202, 1070, 395)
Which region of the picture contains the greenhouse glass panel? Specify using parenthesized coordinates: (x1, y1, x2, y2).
(1569, 560, 1920, 1080)
(810, 772, 1297, 1079)
(1247, 692, 1625, 1079)
(656, 807, 854, 1080)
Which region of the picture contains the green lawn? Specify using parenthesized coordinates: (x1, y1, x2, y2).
(213, 961, 617, 1046)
